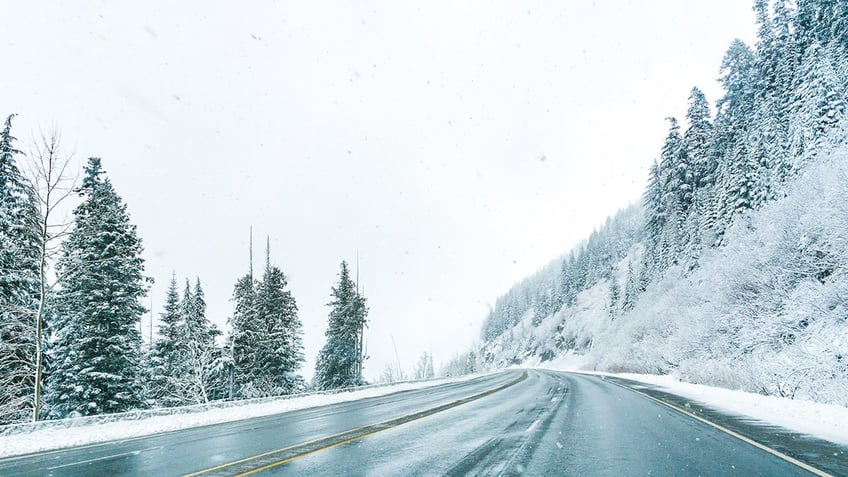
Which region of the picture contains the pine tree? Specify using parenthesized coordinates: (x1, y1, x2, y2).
(643, 160, 666, 275)
(682, 88, 713, 267)
(607, 274, 620, 319)
(750, 0, 793, 198)
(532, 290, 550, 326)
(832, 0, 848, 50)
(181, 278, 223, 403)
(622, 260, 638, 313)
(712, 39, 759, 232)
(762, 0, 801, 190)
(229, 270, 260, 396)
(557, 254, 579, 308)
(314, 261, 368, 390)
(0, 114, 40, 424)
(789, 40, 847, 168)
(150, 274, 183, 406)
(229, 237, 304, 398)
(46, 158, 148, 418)
(794, 0, 842, 50)
(251, 241, 304, 394)
(656, 117, 687, 268)
(684, 87, 714, 191)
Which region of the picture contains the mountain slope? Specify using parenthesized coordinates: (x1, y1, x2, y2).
(478, 0, 848, 406)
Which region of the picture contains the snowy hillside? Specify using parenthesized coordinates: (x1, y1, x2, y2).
(484, 143, 848, 405)
(479, 1, 848, 407)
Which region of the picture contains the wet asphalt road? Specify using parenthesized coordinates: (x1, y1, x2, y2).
(0, 370, 838, 476)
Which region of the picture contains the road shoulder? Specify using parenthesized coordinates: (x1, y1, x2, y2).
(596, 374, 848, 477)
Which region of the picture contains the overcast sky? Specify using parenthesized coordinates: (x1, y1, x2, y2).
(2, 1, 756, 381)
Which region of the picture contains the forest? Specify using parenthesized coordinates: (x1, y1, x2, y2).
(0, 132, 368, 424)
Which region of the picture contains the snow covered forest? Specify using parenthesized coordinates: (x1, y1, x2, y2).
(0, 131, 369, 424)
(479, 0, 848, 406)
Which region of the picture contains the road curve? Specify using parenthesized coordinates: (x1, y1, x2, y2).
(0, 370, 839, 476)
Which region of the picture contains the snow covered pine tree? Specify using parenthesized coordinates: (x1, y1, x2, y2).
(314, 261, 368, 390)
(0, 114, 40, 424)
(46, 158, 148, 418)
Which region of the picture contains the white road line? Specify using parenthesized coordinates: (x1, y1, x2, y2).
(525, 419, 540, 433)
(47, 446, 162, 470)
(603, 378, 834, 477)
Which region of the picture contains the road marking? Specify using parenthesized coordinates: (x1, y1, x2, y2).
(600, 377, 834, 477)
(184, 372, 528, 477)
(525, 419, 540, 433)
(46, 446, 162, 470)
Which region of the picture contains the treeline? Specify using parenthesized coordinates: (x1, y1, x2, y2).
(0, 119, 369, 424)
(644, 0, 848, 279)
(480, 0, 848, 368)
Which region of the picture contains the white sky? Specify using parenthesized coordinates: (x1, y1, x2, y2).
(2, 1, 756, 381)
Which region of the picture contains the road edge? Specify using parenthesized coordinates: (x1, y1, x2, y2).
(587, 373, 836, 477)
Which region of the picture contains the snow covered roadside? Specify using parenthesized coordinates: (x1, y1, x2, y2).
(536, 355, 848, 447)
(0, 373, 486, 458)
(610, 372, 848, 447)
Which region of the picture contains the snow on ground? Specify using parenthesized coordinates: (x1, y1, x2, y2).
(539, 357, 848, 447)
(0, 374, 484, 458)
(614, 372, 848, 446)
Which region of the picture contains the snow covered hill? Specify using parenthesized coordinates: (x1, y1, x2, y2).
(478, 1, 848, 408)
(481, 136, 848, 407)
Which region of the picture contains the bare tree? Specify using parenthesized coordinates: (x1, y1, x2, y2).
(379, 363, 406, 384)
(27, 127, 76, 421)
(413, 351, 435, 380)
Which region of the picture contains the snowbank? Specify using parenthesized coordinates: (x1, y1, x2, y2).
(615, 372, 848, 447)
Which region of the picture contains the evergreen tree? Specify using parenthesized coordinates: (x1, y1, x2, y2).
(607, 272, 620, 320)
(749, 0, 792, 200)
(251, 242, 304, 394)
(0, 114, 39, 306)
(314, 261, 368, 390)
(656, 117, 687, 268)
(0, 114, 40, 424)
(46, 158, 148, 418)
(712, 39, 759, 233)
(643, 160, 666, 275)
(832, 0, 848, 50)
(229, 238, 304, 398)
(557, 253, 579, 308)
(622, 260, 638, 313)
(150, 274, 183, 406)
(794, 0, 842, 50)
(229, 270, 260, 396)
(761, 0, 801, 191)
(684, 87, 714, 189)
(789, 40, 847, 168)
(682, 88, 714, 267)
(532, 290, 551, 326)
(181, 278, 223, 403)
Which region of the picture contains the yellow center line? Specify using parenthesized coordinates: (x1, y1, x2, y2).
(233, 423, 407, 477)
(180, 422, 376, 477)
(184, 371, 528, 477)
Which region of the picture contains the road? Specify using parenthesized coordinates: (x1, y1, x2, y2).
(0, 370, 839, 476)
